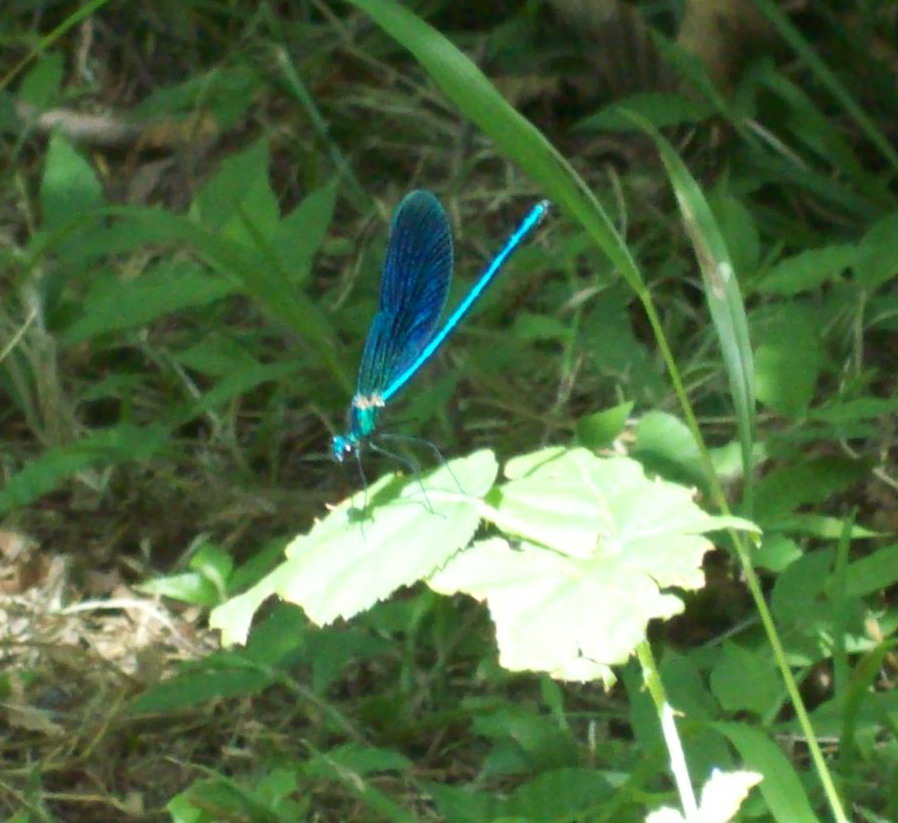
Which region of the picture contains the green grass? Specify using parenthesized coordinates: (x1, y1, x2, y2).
(1, 1, 897, 821)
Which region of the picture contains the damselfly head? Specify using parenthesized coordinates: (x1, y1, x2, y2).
(331, 434, 357, 463)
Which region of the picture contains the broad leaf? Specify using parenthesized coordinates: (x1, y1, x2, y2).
(211, 450, 499, 644)
(430, 448, 758, 685)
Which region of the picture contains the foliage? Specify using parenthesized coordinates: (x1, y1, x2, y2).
(1, 1, 897, 822)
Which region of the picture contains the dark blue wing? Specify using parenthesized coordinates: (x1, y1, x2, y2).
(356, 190, 453, 397)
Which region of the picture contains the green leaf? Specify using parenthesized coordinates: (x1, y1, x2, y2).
(243, 603, 309, 668)
(756, 244, 856, 296)
(211, 451, 499, 644)
(712, 193, 760, 285)
(278, 451, 496, 624)
(577, 91, 714, 131)
(165, 794, 203, 823)
(708, 439, 762, 483)
(422, 781, 495, 823)
(61, 259, 233, 345)
(190, 218, 337, 353)
(845, 543, 898, 598)
(773, 514, 879, 540)
(168, 768, 301, 822)
(273, 178, 339, 286)
(141, 542, 234, 606)
(511, 311, 571, 341)
(191, 138, 280, 242)
(228, 538, 290, 594)
(107, 207, 338, 355)
(855, 212, 898, 290)
(661, 651, 718, 722)
(754, 456, 868, 524)
(633, 410, 707, 489)
(136, 65, 262, 128)
(505, 767, 615, 817)
(139, 572, 220, 607)
(306, 743, 412, 777)
(582, 287, 657, 384)
(33, 204, 185, 268)
(302, 744, 418, 821)
(208, 563, 284, 648)
(167, 779, 259, 823)
(638, 120, 756, 507)
(18, 51, 64, 107)
(712, 722, 821, 823)
(430, 448, 758, 684)
(710, 643, 780, 716)
(193, 361, 299, 416)
(190, 542, 234, 587)
(175, 334, 260, 377)
(472, 706, 579, 774)
(810, 397, 898, 424)
(754, 534, 802, 573)
(0, 424, 169, 515)
(770, 549, 845, 660)
(754, 304, 823, 418)
(127, 655, 275, 715)
(40, 132, 104, 232)
(303, 624, 391, 694)
(574, 401, 633, 450)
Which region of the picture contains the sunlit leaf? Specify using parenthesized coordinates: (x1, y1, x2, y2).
(430, 448, 758, 684)
(211, 451, 499, 643)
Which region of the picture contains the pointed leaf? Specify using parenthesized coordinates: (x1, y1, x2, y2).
(713, 723, 820, 823)
(40, 133, 103, 232)
(211, 451, 498, 642)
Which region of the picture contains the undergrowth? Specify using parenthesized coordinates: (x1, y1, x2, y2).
(0, 1, 897, 822)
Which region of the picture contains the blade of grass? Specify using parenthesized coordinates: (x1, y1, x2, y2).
(338, 0, 746, 517)
(337, 1, 715, 530)
(0, 0, 114, 91)
(752, 0, 898, 176)
(639, 118, 757, 513)
(635, 118, 848, 823)
(756, 66, 887, 202)
(271, 43, 369, 208)
(335, 4, 842, 820)
(339, 2, 731, 522)
(343, 0, 640, 291)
